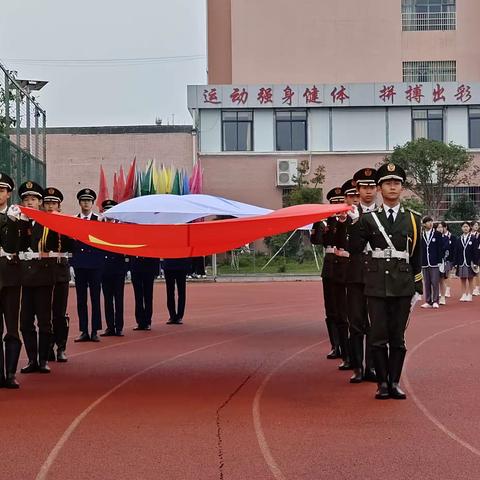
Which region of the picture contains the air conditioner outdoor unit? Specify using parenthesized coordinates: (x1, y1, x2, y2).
(276, 159, 298, 187)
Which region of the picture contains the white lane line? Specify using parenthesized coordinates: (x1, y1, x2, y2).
(252, 339, 328, 480)
(35, 319, 320, 480)
(403, 320, 480, 458)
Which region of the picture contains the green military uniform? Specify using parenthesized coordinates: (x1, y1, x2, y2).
(44, 188, 73, 363)
(350, 163, 422, 400)
(346, 168, 378, 383)
(0, 172, 22, 389)
(18, 181, 59, 374)
(310, 187, 346, 360)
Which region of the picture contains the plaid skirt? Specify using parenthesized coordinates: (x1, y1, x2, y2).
(457, 265, 474, 279)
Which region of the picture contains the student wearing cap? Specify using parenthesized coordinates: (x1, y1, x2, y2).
(44, 187, 73, 362)
(332, 179, 360, 371)
(420, 216, 444, 309)
(0, 172, 22, 388)
(70, 188, 104, 342)
(350, 163, 422, 400)
(310, 187, 344, 360)
(345, 168, 378, 384)
(100, 200, 127, 337)
(15, 181, 58, 374)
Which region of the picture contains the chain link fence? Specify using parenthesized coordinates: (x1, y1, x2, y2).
(0, 62, 46, 194)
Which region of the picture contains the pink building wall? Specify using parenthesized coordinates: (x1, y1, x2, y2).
(46, 126, 193, 215)
(208, 0, 480, 84)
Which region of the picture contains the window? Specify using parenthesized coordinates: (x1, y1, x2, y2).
(275, 110, 307, 151)
(402, 0, 456, 31)
(412, 109, 444, 141)
(436, 186, 480, 215)
(222, 110, 253, 151)
(403, 61, 456, 82)
(469, 108, 480, 149)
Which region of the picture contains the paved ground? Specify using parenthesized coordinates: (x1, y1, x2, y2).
(0, 281, 479, 480)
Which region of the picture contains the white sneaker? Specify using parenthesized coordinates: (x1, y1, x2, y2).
(432, 302, 440, 308)
(439, 296, 446, 305)
(466, 294, 473, 302)
(473, 288, 480, 296)
(421, 303, 432, 308)
(445, 287, 451, 298)
(460, 294, 467, 302)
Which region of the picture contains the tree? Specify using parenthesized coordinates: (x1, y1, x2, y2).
(286, 159, 324, 206)
(445, 195, 479, 236)
(385, 138, 479, 218)
(265, 160, 325, 262)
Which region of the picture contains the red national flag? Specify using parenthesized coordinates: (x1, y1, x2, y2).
(97, 165, 110, 210)
(121, 157, 137, 201)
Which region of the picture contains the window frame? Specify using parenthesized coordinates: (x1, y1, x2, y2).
(274, 109, 308, 152)
(468, 107, 480, 149)
(221, 109, 254, 152)
(411, 108, 445, 142)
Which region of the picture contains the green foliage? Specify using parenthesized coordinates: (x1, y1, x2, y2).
(445, 196, 479, 235)
(401, 197, 426, 215)
(385, 138, 478, 217)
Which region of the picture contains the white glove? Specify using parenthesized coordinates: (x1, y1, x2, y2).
(347, 205, 360, 222)
(7, 204, 21, 221)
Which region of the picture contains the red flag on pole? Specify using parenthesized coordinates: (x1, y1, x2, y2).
(97, 165, 110, 210)
(118, 166, 126, 197)
(113, 172, 120, 202)
(122, 157, 137, 201)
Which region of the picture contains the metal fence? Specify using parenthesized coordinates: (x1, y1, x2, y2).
(402, 11, 456, 31)
(0, 62, 46, 191)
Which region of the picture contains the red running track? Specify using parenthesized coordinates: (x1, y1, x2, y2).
(0, 281, 479, 480)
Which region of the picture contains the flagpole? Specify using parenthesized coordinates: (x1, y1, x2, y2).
(261, 230, 297, 271)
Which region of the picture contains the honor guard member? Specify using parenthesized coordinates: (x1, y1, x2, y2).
(347, 168, 378, 384)
(333, 179, 360, 371)
(350, 163, 422, 400)
(17, 181, 58, 374)
(100, 200, 127, 337)
(0, 173, 22, 388)
(44, 187, 73, 362)
(310, 187, 344, 359)
(71, 188, 104, 342)
(130, 256, 160, 330)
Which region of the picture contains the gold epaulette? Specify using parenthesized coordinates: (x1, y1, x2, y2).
(406, 207, 422, 217)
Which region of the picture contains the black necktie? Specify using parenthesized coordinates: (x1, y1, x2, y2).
(388, 208, 395, 225)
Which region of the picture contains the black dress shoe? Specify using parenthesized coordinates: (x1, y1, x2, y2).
(326, 347, 341, 359)
(4, 374, 20, 389)
(115, 330, 124, 337)
(363, 368, 377, 383)
(338, 360, 353, 370)
(100, 329, 115, 337)
(74, 332, 90, 342)
(133, 325, 146, 331)
(375, 382, 390, 400)
(166, 318, 180, 324)
(56, 350, 68, 362)
(349, 368, 363, 383)
(21, 361, 39, 374)
(90, 333, 100, 342)
(389, 383, 407, 400)
(38, 362, 51, 374)
(145, 325, 151, 331)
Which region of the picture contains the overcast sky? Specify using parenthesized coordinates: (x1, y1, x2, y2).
(0, 0, 206, 127)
